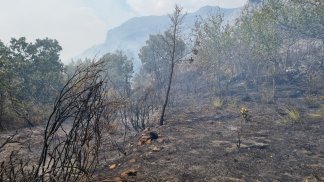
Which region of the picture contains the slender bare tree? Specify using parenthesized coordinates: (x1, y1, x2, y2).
(159, 5, 186, 125)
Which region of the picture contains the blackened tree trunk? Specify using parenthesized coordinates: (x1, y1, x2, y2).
(159, 6, 185, 125)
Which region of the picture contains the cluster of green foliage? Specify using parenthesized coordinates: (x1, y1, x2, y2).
(0, 37, 64, 129)
(100, 51, 133, 96)
(66, 51, 134, 98)
(129, 1, 323, 126)
(193, 0, 323, 101)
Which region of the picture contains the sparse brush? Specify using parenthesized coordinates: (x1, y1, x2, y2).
(260, 88, 275, 103)
(213, 88, 225, 97)
(309, 105, 324, 119)
(320, 105, 324, 119)
(304, 95, 320, 108)
(306, 73, 322, 94)
(227, 100, 237, 108)
(320, 96, 324, 101)
(105, 123, 119, 134)
(285, 107, 301, 122)
(212, 98, 223, 109)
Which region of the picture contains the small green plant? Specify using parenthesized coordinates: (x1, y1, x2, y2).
(237, 107, 250, 149)
(240, 107, 249, 120)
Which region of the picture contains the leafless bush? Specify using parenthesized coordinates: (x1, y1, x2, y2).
(116, 87, 157, 132)
(0, 132, 36, 181)
(34, 60, 108, 181)
(128, 88, 156, 131)
(0, 151, 35, 182)
(0, 131, 20, 152)
(1, 60, 111, 182)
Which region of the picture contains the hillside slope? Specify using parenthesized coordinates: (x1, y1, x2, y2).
(77, 6, 240, 71)
(95, 91, 324, 181)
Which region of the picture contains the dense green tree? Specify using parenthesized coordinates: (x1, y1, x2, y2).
(273, 0, 324, 41)
(227, 2, 285, 101)
(196, 14, 231, 95)
(5, 37, 64, 103)
(139, 32, 186, 84)
(139, 34, 168, 89)
(0, 37, 64, 129)
(100, 51, 133, 96)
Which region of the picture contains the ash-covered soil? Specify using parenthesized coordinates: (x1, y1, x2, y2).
(1, 93, 324, 182)
(96, 98, 324, 182)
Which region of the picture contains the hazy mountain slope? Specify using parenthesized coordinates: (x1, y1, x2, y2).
(77, 6, 241, 71)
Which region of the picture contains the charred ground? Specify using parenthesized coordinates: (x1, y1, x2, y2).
(93, 83, 324, 182)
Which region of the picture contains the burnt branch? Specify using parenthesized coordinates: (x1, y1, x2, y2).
(0, 131, 20, 151)
(33, 60, 108, 181)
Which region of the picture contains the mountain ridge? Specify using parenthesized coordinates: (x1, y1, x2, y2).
(77, 5, 241, 70)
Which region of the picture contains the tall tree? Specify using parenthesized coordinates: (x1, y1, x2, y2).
(159, 5, 186, 125)
(236, 3, 284, 100)
(195, 13, 229, 95)
(138, 6, 187, 126)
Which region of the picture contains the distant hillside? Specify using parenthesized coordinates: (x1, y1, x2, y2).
(77, 6, 241, 71)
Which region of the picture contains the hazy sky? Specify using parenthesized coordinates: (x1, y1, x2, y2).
(0, 0, 247, 63)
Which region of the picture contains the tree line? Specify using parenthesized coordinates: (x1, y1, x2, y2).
(1, 0, 323, 130)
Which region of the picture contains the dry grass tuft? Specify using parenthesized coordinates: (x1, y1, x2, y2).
(212, 98, 224, 109)
(285, 107, 301, 122)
